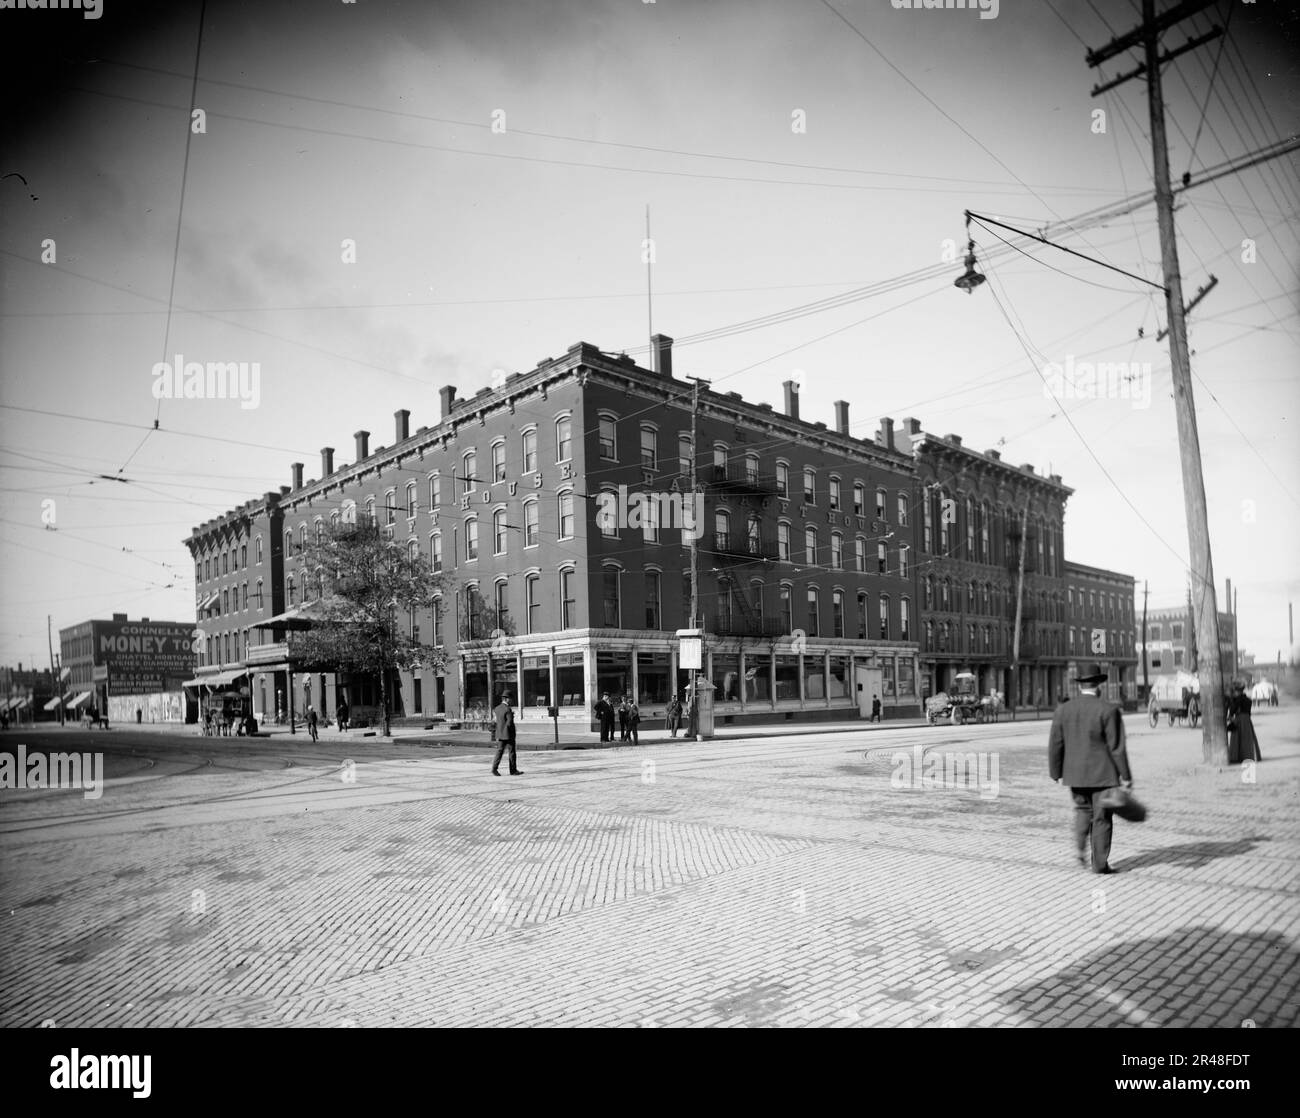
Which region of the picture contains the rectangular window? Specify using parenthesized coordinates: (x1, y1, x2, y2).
(522, 430, 537, 474)
(713, 446, 728, 482)
(466, 520, 479, 561)
(776, 463, 789, 498)
(492, 442, 507, 483)
(878, 543, 887, 575)
(561, 569, 576, 628)
(599, 416, 617, 459)
(645, 571, 661, 630)
(901, 599, 911, 641)
(526, 577, 541, 634)
(406, 486, 417, 518)
(495, 581, 509, 632)
(641, 428, 657, 470)
(803, 469, 816, 504)
(832, 591, 845, 638)
(876, 488, 887, 520)
(829, 478, 841, 511)
(602, 568, 620, 627)
(806, 588, 820, 637)
(557, 418, 572, 462)
(432, 534, 442, 572)
(879, 596, 890, 640)
(429, 476, 440, 511)
(778, 523, 790, 561)
(853, 483, 865, 516)
(679, 436, 693, 476)
(558, 492, 574, 539)
(855, 538, 866, 573)
(780, 586, 793, 634)
(831, 535, 843, 570)
(805, 528, 817, 565)
(897, 495, 908, 526)
(524, 502, 539, 547)
(644, 497, 660, 543)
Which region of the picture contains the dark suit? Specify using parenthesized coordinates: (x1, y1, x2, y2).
(492, 701, 518, 774)
(594, 699, 614, 742)
(1048, 691, 1132, 872)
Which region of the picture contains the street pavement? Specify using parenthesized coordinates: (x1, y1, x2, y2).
(1, 706, 1296, 1028)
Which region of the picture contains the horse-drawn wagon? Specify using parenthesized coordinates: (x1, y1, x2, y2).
(925, 672, 1003, 725)
(1147, 671, 1200, 728)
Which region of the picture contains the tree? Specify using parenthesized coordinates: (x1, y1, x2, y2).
(290, 515, 447, 736)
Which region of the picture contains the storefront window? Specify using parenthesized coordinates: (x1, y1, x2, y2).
(597, 651, 632, 701)
(522, 655, 551, 710)
(556, 652, 584, 706)
(712, 653, 740, 701)
(829, 656, 851, 700)
(637, 652, 670, 704)
(803, 656, 826, 701)
(775, 655, 800, 700)
(490, 654, 518, 705)
(881, 655, 896, 697)
(463, 662, 489, 709)
(897, 658, 916, 696)
(746, 654, 771, 702)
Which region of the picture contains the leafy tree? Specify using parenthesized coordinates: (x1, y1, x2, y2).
(290, 515, 446, 735)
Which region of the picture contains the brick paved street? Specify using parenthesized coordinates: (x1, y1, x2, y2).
(2, 709, 1297, 1028)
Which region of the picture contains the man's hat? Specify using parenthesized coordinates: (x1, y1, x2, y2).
(1076, 663, 1109, 684)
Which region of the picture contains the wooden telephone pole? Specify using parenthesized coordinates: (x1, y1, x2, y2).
(1087, 0, 1228, 763)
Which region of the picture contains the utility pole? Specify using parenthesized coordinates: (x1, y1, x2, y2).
(46, 615, 64, 727)
(1010, 503, 1029, 714)
(1141, 581, 1150, 702)
(686, 374, 710, 741)
(1088, 0, 1228, 764)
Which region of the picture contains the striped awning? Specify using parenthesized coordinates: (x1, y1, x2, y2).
(66, 691, 93, 710)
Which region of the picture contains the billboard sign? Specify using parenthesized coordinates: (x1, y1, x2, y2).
(95, 621, 196, 695)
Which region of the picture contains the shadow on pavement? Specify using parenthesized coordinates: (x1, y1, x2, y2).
(1118, 835, 1273, 872)
(997, 925, 1297, 1027)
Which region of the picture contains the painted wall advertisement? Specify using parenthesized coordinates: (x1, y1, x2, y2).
(96, 622, 195, 695)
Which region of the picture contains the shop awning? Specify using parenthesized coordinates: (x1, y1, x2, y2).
(66, 691, 93, 710)
(8, 696, 30, 712)
(257, 598, 361, 629)
(58, 666, 71, 682)
(198, 592, 219, 610)
(0, 698, 15, 713)
(183, 669, 250, 689)
(44, 691, 74, 712)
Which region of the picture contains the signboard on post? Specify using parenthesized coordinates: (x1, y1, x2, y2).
(677, 628, 703, 671)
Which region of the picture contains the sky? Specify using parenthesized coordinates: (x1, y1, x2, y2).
(1, 0, 1297, 669)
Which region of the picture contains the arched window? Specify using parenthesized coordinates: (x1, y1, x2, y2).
(744, 454, 759, 485)
(601, 565, 621, 627)
(901, 598, 911, 641)
(779, 583, 793, 633)
(715, 510, 731, 551)
(828, 476, 842, 511)
(598, 414, 618, 460)
(897, 493, 909, 527)
(855, 535, 866, 573)
(491, 440, 506, 483)
(678, 435, 693, 476)
(255, 536, 263, 564)
(879, 595, 890, 640)
(804, 526, 817, 565)
(775, 461, 789, 498)
(556, 416, 573, 462)
(806, 586, 820, 637)
(494, 579, 510, 631)
(287, 575, 296, 606)
(898, 545, 909, 578)
(746, 513, 761, 556)
(407, 538, 419, 567)
(713, 444, 729, 482)
(803, 468, 816, 504)
(464, 517, 479, 561)
(557, 490, 575, 539)
(493, 509, 508, 555)
(429, 473, 440, 511)
(778, 521, 791, 561)
(521, 429, 538, 474)
(965, 498, 975, 557)
(877, 542, 888, 575)
(875, 487, 887, 521)
(461, 451, 477, 497)
(832, 589, 845, 638)
(406, 482, 417, 519)
(830, 531, 843, 570)
(523, 499, 539, 547)
(641, 426, 658, 470)
(240, 543, 247, 567)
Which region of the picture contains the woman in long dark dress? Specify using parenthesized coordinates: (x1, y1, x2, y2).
(1227, 682, 1261, 763)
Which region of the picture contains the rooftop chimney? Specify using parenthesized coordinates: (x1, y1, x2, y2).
(291, 462, 304, 489)
(986, 449, 1001, 461)
(833, 400, 849, 435)
(321, 447, 335, 477)
(439, 385, 457, 420)
(782, 380, 800, 421)
(902, 417, 922, 440)
(944, 434, 962, 446)
(395, 409, 410, 444)
(354, 430, 370, 461)
(651, 333, 673, 378)
(879, 416, 895, 450)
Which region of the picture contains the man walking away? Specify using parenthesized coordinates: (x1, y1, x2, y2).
(307, 706, 319, 742)
(1048, 664, 1133, 874)
(492, 692, 521, 776)
(871, 695, 881, 723)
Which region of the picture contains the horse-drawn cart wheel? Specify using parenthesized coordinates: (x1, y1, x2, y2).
(1148, 706, 1158, 728)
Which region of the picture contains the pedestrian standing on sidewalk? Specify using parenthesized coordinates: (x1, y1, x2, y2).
(594, 693, 614, 742)
(617, 697, 631, 742)
(628, 700, 640, 744)
(337, 700, 349, 732)
(666, 696, 682, 737)
(1226, 681, 1261, 763)
(1047, 663, 1133, 875)
(871, 695, 881, 723)
(307, 706, 319, 742)
(492, 692, 521, 776)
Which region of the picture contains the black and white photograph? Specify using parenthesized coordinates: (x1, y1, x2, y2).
(1, 0, 1297, 1069)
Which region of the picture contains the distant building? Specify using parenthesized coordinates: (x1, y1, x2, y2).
(59, 614, 196, 722)
(1063, 561, 1138, 706)
(1136, 605, 1236, 689)
(0, 662, 58, 724)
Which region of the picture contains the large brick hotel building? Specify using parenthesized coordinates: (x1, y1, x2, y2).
(184, 335, 1136, 729)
